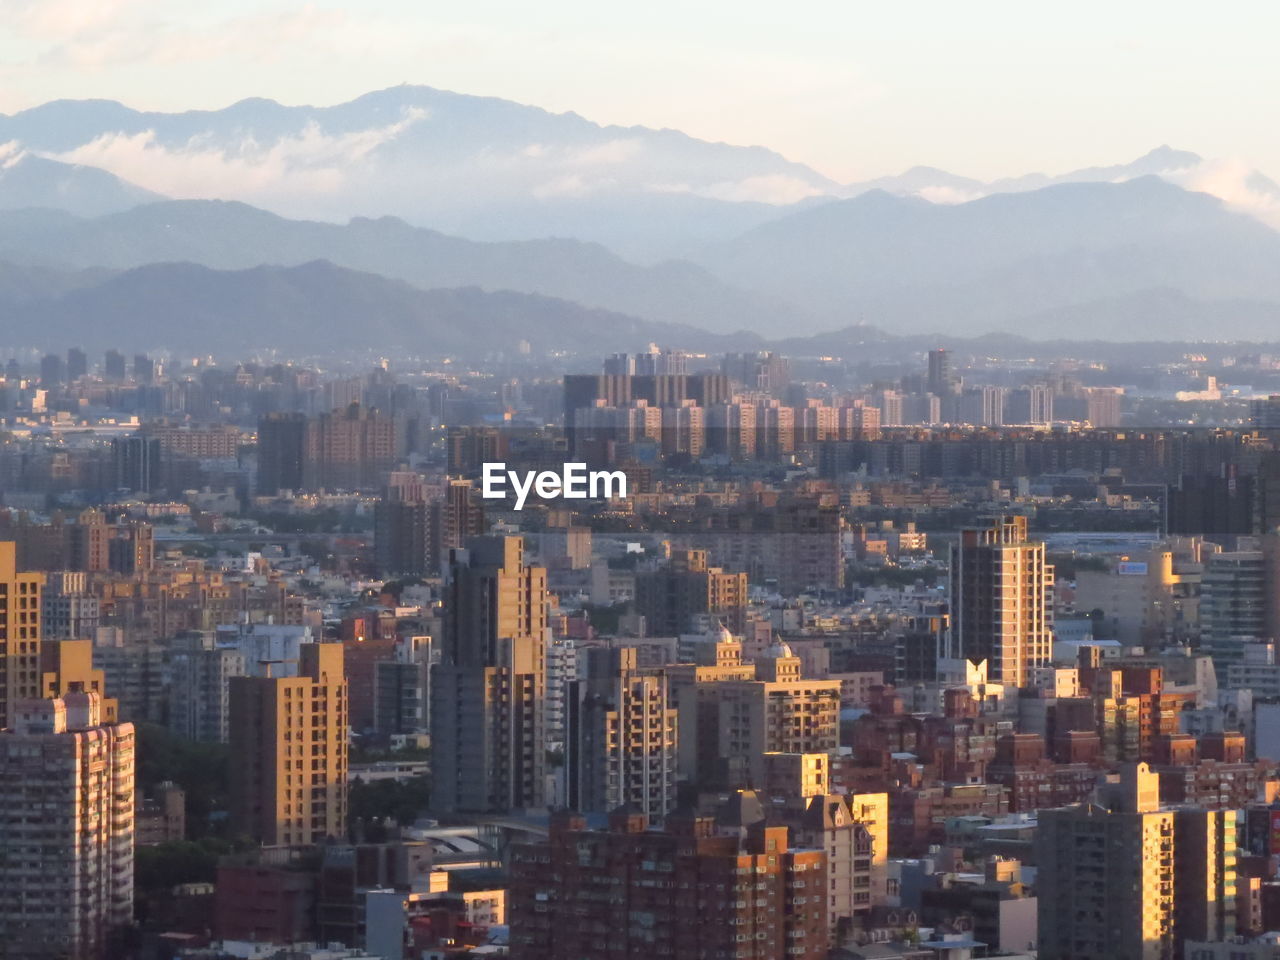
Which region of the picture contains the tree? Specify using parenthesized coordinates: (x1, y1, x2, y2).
(134, 723, 231, 839)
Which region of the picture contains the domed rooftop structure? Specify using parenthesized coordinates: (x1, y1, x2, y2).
(708, 621, 735, 645)
(761, 639, 796, 659)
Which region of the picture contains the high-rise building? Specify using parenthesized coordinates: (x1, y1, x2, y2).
(427, 479, 487, 575)
(566, 647, 678, 817)
(168, 632, 246, 743)
(877, 389, 904, 428)
(0, 540, 44, 730)
(374, 477, 430, 578)
(927, 347, 960, 396)
(0, 688, 135, 960)
(1200, 549, 1268, 672)
(692, 640, 842, 790)
(41, 570, 100, 641)
(108, 521, 154, 575)
(41, 637, 118, 722)
(1252, 394, 1280, 430)
(1006, 385, 1054, 425)
(1167, 469, 1257, 536)
(373, 635, 432, 737)
(229, 643, 348, 846)
(961, 385, 1006, 426)
(446, 426, 508, 475)
(303, 403, 398, 491)
(66, 347, 87, 382)
(1037, 763, 1236, 960)
(544, 636, 579, 769)
(563, 371, 731, 452)
(66, 509, 110, 572)
(39, 353, 65, 387)
(726, 779, 889, 947)
(510, 808, 828, 960)
(634, 548, 748, 635)
(257, 412, 307, 495)
(132, 353, 155, 384)
(721, 351, 791, 394)
(1085, 387, 1124, 428)
(111, 435, 162, 494)
(430, 536, 547, 814)
(104, 350, 126, 381)
(666, 624, 757, 784)
(946, 516, 1054, 687)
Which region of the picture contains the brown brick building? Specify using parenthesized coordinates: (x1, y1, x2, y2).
(510, 808, 828, 960)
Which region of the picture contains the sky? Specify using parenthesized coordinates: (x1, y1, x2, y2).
(1, 0, 1278, 183)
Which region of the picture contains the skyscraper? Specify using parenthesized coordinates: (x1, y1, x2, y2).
(431, 536, 547, 814)
(257, 412, 307, 495)
(104, 350, 126, 381)
(927, 347, 960, 396)
(374, 473, 430, 578)
(566, 647, 678, 817)
(39, 353, 64, 387)
(229, 643, 348, 846)
(66, 347, 87, 381)
(132, 353, 155, 384)
(111, 435, 162, 494)
(0, 688, 135, 960)
(946, 516, 1054, 687)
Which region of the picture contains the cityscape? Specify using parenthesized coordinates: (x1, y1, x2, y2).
(7, 4, 1280, 960)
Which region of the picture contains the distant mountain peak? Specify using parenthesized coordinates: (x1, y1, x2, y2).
(1136, 144, 1202, 167)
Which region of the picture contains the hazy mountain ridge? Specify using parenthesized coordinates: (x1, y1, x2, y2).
(0, 259, 751, 356)
(0, 152, 162, 217)
(0, 200, 802, 334)
(0, 255, 1275, 359)
(0, 86, 840, 259)
(5, 87, 1280, 340)
(692, 177, 1280, 337)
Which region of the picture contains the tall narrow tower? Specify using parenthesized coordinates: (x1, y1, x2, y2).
(431, 536, 548, 813)
(0, 540, 43, 730)
(946, 516, 1054, 687)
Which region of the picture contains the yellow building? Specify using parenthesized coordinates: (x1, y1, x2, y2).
(1037, 763, 1235, 960)
(229, 643, 348, 846)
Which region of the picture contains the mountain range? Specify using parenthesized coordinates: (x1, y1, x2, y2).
(0, 259, 734, 357)
(2, 86, 1280, 344)
(0, 201, 800, 334)
(692, 176, 1280, 338)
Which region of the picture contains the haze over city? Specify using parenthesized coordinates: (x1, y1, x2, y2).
(5, 6, 1280, 960)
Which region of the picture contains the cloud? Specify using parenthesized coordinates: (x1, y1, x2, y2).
(4, 2, 346, 73)
(1156, 158, 1280, 228)
(48, 108, 426, 202)
(693, 174, 826, 206)
(915, 184, 986, 205)
(533, 174, 611, 199)
(0, 0, 145, 41)
(0, 142, 22, 168)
